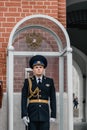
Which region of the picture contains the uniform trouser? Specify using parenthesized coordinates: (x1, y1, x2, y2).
(26, 121, 49, 130)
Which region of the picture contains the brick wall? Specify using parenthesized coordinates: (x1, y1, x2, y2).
(0, 0, 66, 92)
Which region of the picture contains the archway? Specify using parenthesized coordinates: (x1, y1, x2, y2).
(7, 14, 73, 130)
(73, 61, 83, 121)
(72, 46, 87, 122)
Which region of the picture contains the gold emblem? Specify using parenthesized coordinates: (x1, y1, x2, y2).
(26, 32, 42, 49)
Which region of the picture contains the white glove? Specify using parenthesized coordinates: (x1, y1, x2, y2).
(50, 118, 56, 122)
(23, 116, 30, 126)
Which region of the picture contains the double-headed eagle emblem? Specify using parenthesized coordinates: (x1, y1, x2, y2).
(26, 32, 42, 49)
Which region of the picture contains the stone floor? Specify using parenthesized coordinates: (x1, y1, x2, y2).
(50, 121, 87, 130)
(50, 122, 87, 130)
(74, 122, 87, 130)
(73, 108, 87, 130)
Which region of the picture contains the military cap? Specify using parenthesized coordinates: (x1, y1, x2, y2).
(29, 55, 47, 69)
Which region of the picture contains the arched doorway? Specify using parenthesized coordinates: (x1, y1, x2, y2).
(7, 14, 73, 130)
(72, 46, 87, 122)
(73, 61, 83, 121)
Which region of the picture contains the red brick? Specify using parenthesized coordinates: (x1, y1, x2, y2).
(5, 2, 20, 7)
(7, 18, 15, 22)
(4, 13, 20, 17)
(9, 8, 17, 12)
(44, 2, 51, 5)
(0, 38, 4, 42)
(0, 7, 7, 12)
(2, 23, 15, 27)
(0, 13, 3, 16)
(0, 2, 4, 6)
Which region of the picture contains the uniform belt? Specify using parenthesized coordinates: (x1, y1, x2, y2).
(29, 99, 48, 104)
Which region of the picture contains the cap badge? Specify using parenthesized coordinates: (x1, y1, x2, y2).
(37, 61, 41, 64)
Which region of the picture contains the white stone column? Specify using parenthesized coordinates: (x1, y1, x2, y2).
(59, 56, 64, 130)
(7, 46, 14, 130)
(67, 48, 73, 130)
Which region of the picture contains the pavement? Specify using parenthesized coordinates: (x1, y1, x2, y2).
(74, 122, 87, 130)
(73, 108, 87, 130)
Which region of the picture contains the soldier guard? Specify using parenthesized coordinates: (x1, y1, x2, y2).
(21, 55, 56, 130)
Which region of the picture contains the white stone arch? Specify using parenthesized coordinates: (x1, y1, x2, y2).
(73, 60, 83, 121)
(8, 14, 71, 49)
(7, 14, 73, 130)
(72, 46, 87, 122)
(13, 24, 63, 51)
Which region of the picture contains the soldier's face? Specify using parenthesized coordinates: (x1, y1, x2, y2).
(33, 65, 44, 77)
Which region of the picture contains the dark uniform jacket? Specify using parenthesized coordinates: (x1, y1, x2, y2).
(21, 75, 56, 122)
